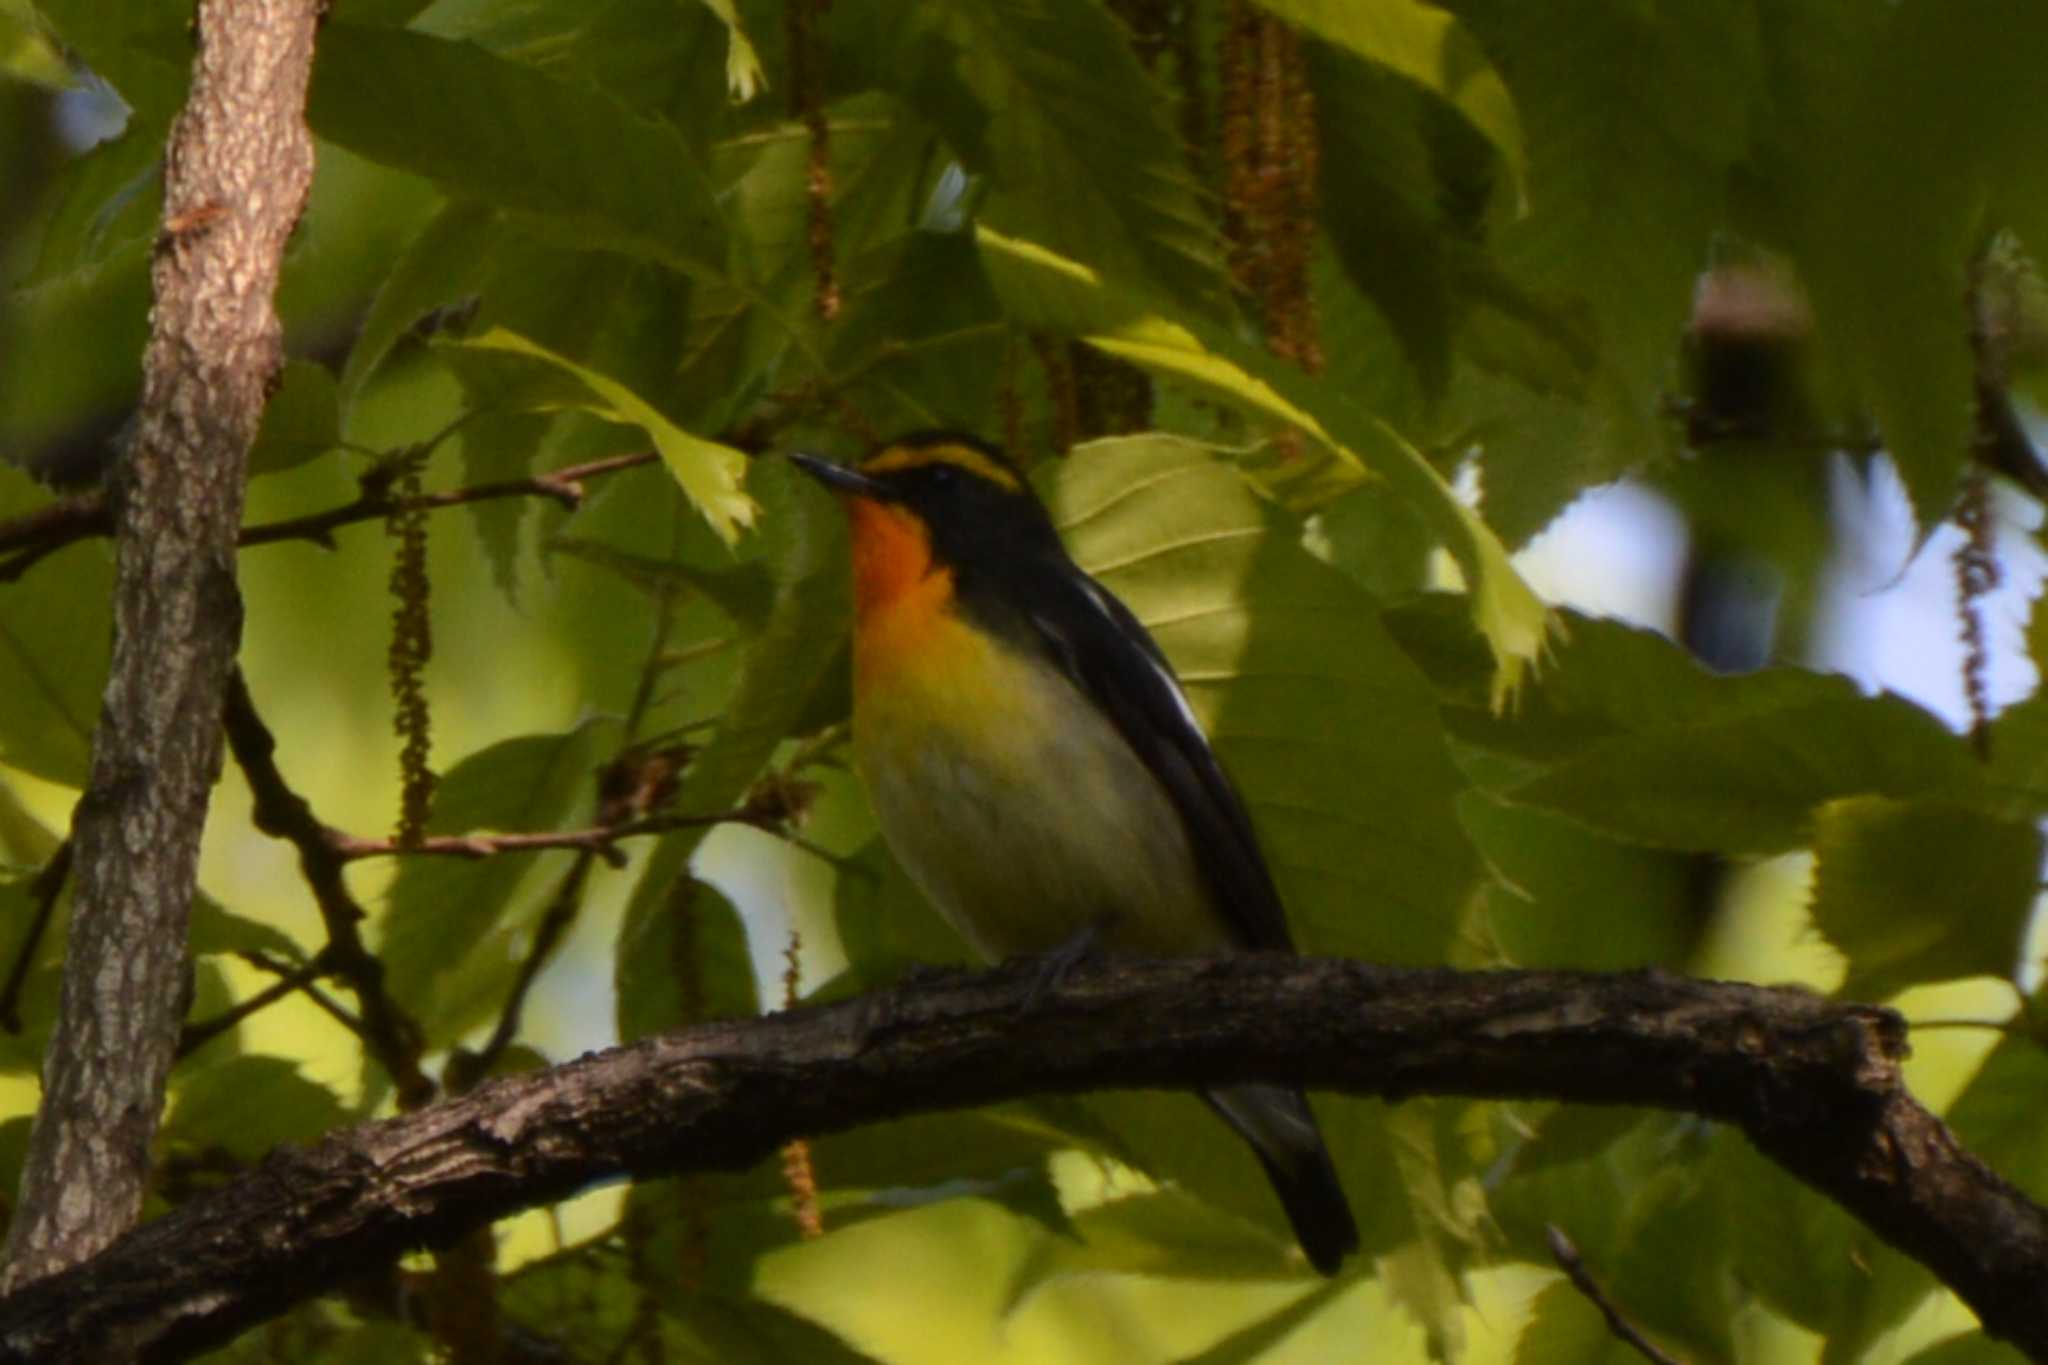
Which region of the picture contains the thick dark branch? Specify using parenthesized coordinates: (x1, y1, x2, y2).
(221, 671, 434, 1107)
(0, 960, 2041, 1363)
(1, 0, 320, 1290)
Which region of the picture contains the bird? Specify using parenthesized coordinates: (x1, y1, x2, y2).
(789, 430, 1359, 1275)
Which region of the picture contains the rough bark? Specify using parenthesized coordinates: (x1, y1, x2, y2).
(0, 0, 320, 1289)
(0, 958, 2043, 1363)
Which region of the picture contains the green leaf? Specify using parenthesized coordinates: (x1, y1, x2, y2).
(1451, 1, 1762, 460)
(188, 898, 307, 965)
(1259, 0, 1523, 192)
(613, 457, 847, 1021)
(825, 228, 1008, 435)
(23, 117, 162, 289)
(1507, 696, 1984, 855)
(1306, 46, 1465, 402)
(979, 225, 1551, 705)
(695, 0, 766, 102)
(616, 876, 758, 1042)
(378, 718, 620, 1044)
(1417, 610, 1990, 854)
(1947, 1033, 2048, 1209)
(1458, 795, 1705, 971)
(305, 1321, 433, 1365)
(0, 464, 111, 786)
(868, 0, 1231, 319)
(1172, 1278, 1353, 1365)
(164, 1055, 348, 1162)
(457, 409, 554, 604)
(307, 22, 726, 278)
(450, 327, 756, 544)
(668, 1295, 886, 1365)
(1003, 1186, 1307, 1293)
(0, 866, 62, 1074)
(1809, 797, 2039, 1000)
(0, 5, 66, 88)
(1512, 1282, 1662, 1365)
(31, 0, 186, 121)
(338, 199, 499, 409)
(1745, 2, 2048, 533)
(1050, 435, 1478, 964)
(248, 361, 341, 477)
(1902, 1334, 2020, 1365)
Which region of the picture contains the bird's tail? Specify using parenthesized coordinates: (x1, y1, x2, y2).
(1205, 1084, 1360, 1276)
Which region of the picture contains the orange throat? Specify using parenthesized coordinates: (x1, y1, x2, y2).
(844, 495, 958, 682)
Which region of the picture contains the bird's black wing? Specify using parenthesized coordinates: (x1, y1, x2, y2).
(1015, 554, 1294, 952)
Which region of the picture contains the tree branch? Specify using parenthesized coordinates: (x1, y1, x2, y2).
(1546, 1224, 1682, 1365)
(328, 809, 774, 868)
(236, 449, 659, 552)
(221, 671, 434, 1108)
(0, 0, 320, 1290)
(0, 450, 661, 583)
(0, 960, 2042, 1362)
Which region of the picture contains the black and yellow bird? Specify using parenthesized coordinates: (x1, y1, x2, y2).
(789, 431, 1359, 1274)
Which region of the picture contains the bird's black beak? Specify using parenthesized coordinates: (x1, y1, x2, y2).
(788, 451, 887, 499)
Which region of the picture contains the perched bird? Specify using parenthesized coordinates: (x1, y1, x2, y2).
(789, 431, 1359, 1274)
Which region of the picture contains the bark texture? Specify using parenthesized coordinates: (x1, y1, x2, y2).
(0, 959, 2043, 1362)
(0, 0, 320, 1289)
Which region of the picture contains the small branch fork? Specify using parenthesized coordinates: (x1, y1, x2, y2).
(220, 670, 435, 1107)
(0, 450, 659, 583)
(0, 962, 2045, 1363)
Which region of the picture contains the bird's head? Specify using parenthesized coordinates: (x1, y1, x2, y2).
(789, 432, 1061, 614)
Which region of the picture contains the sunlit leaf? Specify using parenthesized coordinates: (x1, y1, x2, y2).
(1809, 797, 2039, 1000)
(696, 0, 766, 102)
(188, 898, 307, 965)
(980, 226, 1551, 705)
(1259, 0, 1523, 192)
(1051, 435, 1478, 964)
(452, 327, 756, 544)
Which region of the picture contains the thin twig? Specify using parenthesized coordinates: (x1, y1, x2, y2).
(460, 573, 691, 1080)
(0, 451, 659, 583)
(241, 948, 366, 1038)
(241, 449, 658, 550)
(0, 499, 109, 583)
(1546, 1225, 1682, 1365)
(177, 949, 332, 1059)
(221, 670, 435, 1107)
(463, 854, 598, 1085)
(0, 842, 72, 1034)
(330, 810, 773, 869)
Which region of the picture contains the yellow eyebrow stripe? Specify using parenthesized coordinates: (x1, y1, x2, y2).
(862, 441, 1023, 493)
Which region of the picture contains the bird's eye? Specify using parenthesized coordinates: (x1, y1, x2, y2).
(926, 463, 960, 488)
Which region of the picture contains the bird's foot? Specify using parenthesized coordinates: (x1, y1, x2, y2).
(1017, 920, 1107, 1014)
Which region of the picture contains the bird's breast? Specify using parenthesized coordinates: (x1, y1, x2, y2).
(851, 607, 1228, 961)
